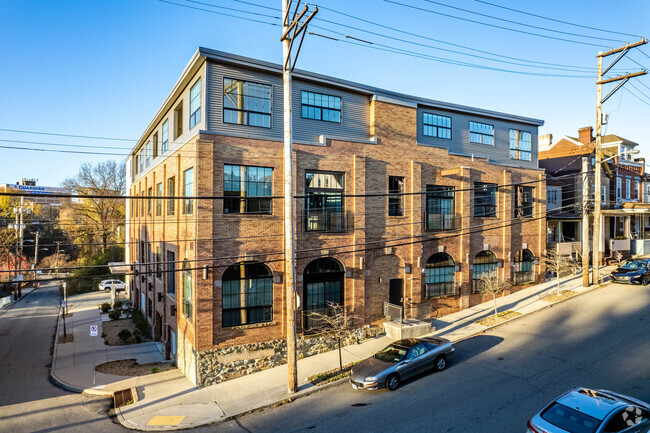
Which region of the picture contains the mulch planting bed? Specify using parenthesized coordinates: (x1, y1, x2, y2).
(307, 361, 359, 387)
(476, 310, 522, 327)
(541, 290, 578, 303)
(102, 318, 151, 346)
(58, 334, 74, 344)
(95, 359, 175, 376)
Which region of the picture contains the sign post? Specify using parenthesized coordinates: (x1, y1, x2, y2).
(90, 325, 98, 386)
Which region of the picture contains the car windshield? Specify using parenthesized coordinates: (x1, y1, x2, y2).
(619, 260, 646, 270)
(540, 402, 601, 433)
(374, 344, 409, 363)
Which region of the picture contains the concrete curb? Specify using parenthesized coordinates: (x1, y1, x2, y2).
(49, 304, 86, 394)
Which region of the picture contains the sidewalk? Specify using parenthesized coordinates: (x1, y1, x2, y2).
(52, 268, 614, 431)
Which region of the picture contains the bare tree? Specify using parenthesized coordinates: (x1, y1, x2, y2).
(546, 248, 578, 294)
(305, 303, 359, 373)
(477, 275, 509, 319)
(61, 161, 126, 252)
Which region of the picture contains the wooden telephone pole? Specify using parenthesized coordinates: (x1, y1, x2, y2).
(281, 0, 317, 393)
(593, 39, 647, 285)
(582, 157, 590, 287)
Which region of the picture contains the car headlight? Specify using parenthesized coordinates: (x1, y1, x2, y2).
(365, 376, 377, 382)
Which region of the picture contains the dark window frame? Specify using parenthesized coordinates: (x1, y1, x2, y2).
(424, 253, 456, 298)
(223, 164, 273, 215)
(469, 121, 494, 145)
(167, 250, 176, 295)
(422, 113, 452, 139)
(167, 176, 175, 216)
(222, 262, 274, 327)
(223, 78, 272, 129)
(474, 182, 497, 218)
(388, 176, 405, 217)
(183, 168, 194, 215)
(305, 170, 345, 232)
(426, 185, 455, 230)
(301, 90, 341, 123)
(515, 185, 534, 218)
(190, 78, 201, 129)
(509, 129, 532, 161)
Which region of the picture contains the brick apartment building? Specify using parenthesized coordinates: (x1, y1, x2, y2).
(126, 48, 546, 386)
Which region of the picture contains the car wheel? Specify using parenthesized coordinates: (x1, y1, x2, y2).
(385, 374, 400, 391)
(104, 287, 111, 293)
(643, 276, 649, 286)
(434, 355, 447, 371)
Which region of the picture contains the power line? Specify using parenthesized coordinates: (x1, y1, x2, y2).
(625, 87, 650, 107)
(0, 128, 136, 142)
(383, 0, 608, 48)
(156, 0, 279, 27)
(0, 138, 132, 150)
(629, 82, 650, 101)
(181, 0, 280, 19)
(473, 0, 642, 39)
(0, 145, 125, 156)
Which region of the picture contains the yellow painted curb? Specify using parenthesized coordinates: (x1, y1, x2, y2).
(146, 416, 185, 426)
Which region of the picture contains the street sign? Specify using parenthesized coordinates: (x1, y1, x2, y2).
(61, 300, 67, 308)
(90, 325, 98, 337)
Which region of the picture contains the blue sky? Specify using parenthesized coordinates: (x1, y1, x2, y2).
(1, 0, 648, 187)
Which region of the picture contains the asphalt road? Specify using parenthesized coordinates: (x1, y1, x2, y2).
(0, 282, 125, 433)
(200, 282, 650, 433)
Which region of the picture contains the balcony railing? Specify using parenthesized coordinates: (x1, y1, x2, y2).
(302, 210, 353, 233)
(425, 281, 458, 298)
(512, 270, 536, 285)
(424, 213, 458, 231)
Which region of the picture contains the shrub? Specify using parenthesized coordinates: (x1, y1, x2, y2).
(113, 300, 123, 310)
(118, 329, 132, 343)
(151, 367, 159, 374)
(100, 303, 111, 314)
(108, 309, 121, 320)
(101, 332, 106, 338)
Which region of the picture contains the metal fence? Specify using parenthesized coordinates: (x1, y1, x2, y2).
(302, 210, 353, 233)
(424, 213, 458, 231)
(512, 270, 537, 285)
(383, 302, 403, 324)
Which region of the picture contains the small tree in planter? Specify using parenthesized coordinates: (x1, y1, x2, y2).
(546, 248, 578, 294)
(477, 275, 509, 319)
(108, 309, 121, 320)
(118, 329, 132, 343)
(305, 303, 359, 373)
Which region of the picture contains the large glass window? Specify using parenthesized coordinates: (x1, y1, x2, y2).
(222, 262, 273, 327)
(162, 120, 169, 153)
(423, 113, 451, 139)
(510, 129, 532, 161)
(305, 171, 345, 232)
(147, 187, 152, 215)
(167, 176, 175, 215)
(426, 185, 454, 230)
(301, 91, 341, 123)
(472, 250, 498, 293)
(513, 249, 535, 285)
(190, 79, 201, 129)
(474, 182, 497, 217)
(167, 250, 176, 295)
(388, 176, 404, 217)
(223, 78, 271, 128)
(469, 121, 494, 145)
(515, 185, 534, 218)
(424, 253, 456, 297)
(224, 164, 272, 214)
(303, 258, 344, 331)
(182, 260, 192, 320)
(156, 182, 162, 216)
(145, 141, 151, 167)
(183, 168, 194, 215)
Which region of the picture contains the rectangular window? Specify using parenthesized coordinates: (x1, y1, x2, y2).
(140, 191, 145, 217)
(224, 164, 272, 214)
(223, 78, 272, 128)
(183, 168, 194, 215)
(509, 129, 532, 161)
(426, 185, 455, 230)
(616, 176, 622, 198)
(388, 176, 404, 216)
(469, 121, 494, 145)
(222, 276, 273, 327)
(155, 246, 162, 279)
(174, 102, 183, 139)
(423, 113, 451, 139)
(153, 133, 159, 158)
(305, 171, 345, 232)
(183, 267, 192, 320)
(167, 251, 176, 295)
(474, 182, 497, 217)
(162, 120, 169, 153)
(147, 187, 152, 215)
(301, 90, 341, 123)
(134, 155, 139, 175)
(156, 182, 162, 216)
(602, 185, 607, 203)
(635, 179, 640, 200)
(547, 189, 557, 205)
(190, 79, 201, 129)
(515, 185, 534, 218)
(626, 178, 631, 199)
(139, 150, 144, 173)
(145, 141, 151, 167)
(167, 177, 175, 215)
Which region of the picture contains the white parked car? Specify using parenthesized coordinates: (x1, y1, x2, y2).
(99, 280, 126, 293)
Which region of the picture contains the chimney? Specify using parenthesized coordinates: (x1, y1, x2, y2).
(578, 126, 593, 145)
(538, 134, 553, 151)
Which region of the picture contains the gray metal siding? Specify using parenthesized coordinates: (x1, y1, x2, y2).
(206, 62, 370, 143)
(417, 106, 538, 169)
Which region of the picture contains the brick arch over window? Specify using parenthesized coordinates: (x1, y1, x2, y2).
(424, 252, 456, 298)
(472, 250, 498, 293)
(222, 262, 273, 327)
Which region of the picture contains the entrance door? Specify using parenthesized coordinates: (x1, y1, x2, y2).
(389, 279, 403, 307)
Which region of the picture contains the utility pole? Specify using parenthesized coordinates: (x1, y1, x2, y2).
(33, 231, 39, 284)
(593, 39, 647, 285)
(281, 0, 317, 393)
(582, 157, 590, 287)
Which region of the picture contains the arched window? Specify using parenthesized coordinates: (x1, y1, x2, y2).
(303, 258, 344, 330)
(513, 249, 535, 284)
(222, 262, 273, 327)
(473, 251, 498, 293)
(182, 260, 193, 320)
(424, 253, 456, 297)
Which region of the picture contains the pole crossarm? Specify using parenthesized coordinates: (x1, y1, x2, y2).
(597, 70, 647, 85)
(602, 77, 632, 104)
(597, 38, 648, 57)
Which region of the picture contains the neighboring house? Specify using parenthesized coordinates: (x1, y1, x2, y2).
(126, 48, 546, 387)
(540, 127, 648, 259)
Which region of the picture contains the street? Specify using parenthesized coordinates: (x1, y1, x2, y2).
(199, 282, 650, 433)
(0, 282, 125, 433)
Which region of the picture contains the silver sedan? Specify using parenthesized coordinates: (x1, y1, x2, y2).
(349, 337, 455, 391)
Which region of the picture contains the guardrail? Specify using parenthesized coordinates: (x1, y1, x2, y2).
(383, 302, 403, 324)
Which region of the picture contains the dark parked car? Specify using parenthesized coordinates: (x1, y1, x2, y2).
(610, 259, 650, 285)
(349, 337, 455, 391)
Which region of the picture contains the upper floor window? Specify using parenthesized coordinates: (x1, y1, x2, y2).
(134, 155, 139, 175)
(167, 250, 176, 295)
(426, 185, 455, 230)
(547, 189, 558, 205)
(167, 176, 175, 215)
(423, 113, 451, 139)
(182, 260, 193, 321)
(162, 120, 169, 153)
(469, 121, 494, 145)
(224, 164, 273, 214)
(155, 182, 163, 216)
(510, 130, 532, 161)
(190, 79, 201, 129)
(626, 178, 631, 199)
(515, 185, 534, 218)
(183, 168, 194, 215)
(301, 91, 341, 123)
(147, 187, 153, 215)
(223, 78, 271, 128)
(305, 171, 345, 232)
(474, 182, 497, 217)
(174, 102, 183, 139)
(145, 141, 151, 167)
(153, 133, 159, 158)
(388, 176, 404, 216)
(635, 179, 640, 200)
(138, 150, 144, 173)
(616, 176, 622, 198)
